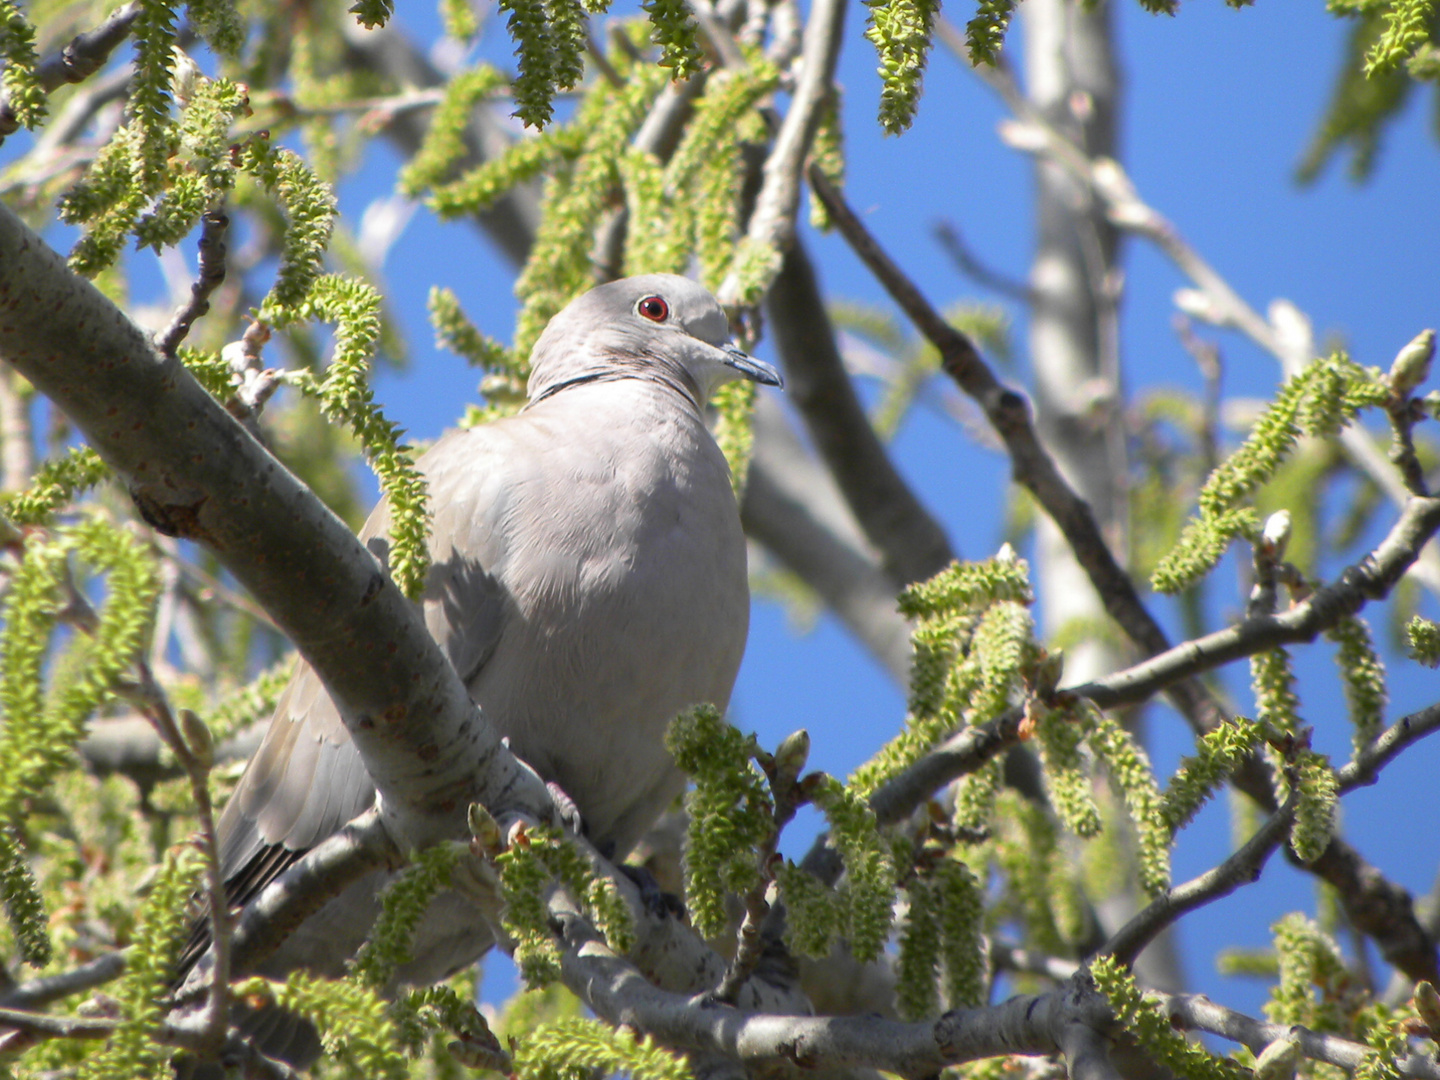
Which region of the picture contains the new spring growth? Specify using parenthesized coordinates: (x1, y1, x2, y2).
(1412, 980, 1440, 1035)
(772, 729, 810, 791)
(1260, 510, 1292, 562)
(1387, 328, 1435, 400)
(468, 802, 503, 856)
(180, 709, 214, 772)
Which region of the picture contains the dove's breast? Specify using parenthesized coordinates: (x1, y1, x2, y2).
(439, 379, 749, 856)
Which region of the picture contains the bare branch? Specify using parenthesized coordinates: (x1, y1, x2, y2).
(1105, 799, 1295, 967)
(1162, 993, 1440, 1079)
(933, 221, 1036, 305)
(156, 209, 230, 357)
(0, 2, 141, 143)
(716, 0, 846, 307)
(0, 952, 127, 1010)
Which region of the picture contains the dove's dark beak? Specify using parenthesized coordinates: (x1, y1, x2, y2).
(722, 345, 784, 388)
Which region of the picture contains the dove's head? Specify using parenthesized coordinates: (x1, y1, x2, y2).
(526, 274, 783, 409)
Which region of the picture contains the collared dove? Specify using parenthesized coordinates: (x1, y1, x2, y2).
(193, 274, 782, 998)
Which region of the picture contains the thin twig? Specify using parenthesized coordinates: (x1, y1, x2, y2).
(715, 0, 846, 307)
(1162, 993, 1440, 1078)
(933, 221, 1035, 304)
(156, 209, 230, 357)
(1105, 799, 1295, 966)
(0, 952, 127, 1010)
(125, 662, 230, 1054)
(0, 2, 141, 143)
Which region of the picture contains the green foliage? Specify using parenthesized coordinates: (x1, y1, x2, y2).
(187, 0, 245, 54)
(0, 0, 46, 128)
(965, 0, 1017, 66)
(0, 447, 109, 526)
(512, 1017, 689, 1080)
(1327, 615, 1387, 751)
(77, 845, 205, 1080)
(439, 0, 480, 41)
(497, 0, 581, 129)
(0, 826, 50, 966)
(713, 380, 757, 495)
(399, 66, 509, 196)
(203, 656, 294, 743)
(351, 842, 462, 989)
(896, 869, 942, 1020)
(1152, 353, 1387, 592)
(1090, 954, 1249, 1080)
(349, 0, 396, 29)
(512, 59, 668, 359)
(865, 0, 940, 133)
(0, 521, 159, 831)
(1160, 718, 1262, 835)
(897, 856, 986, 1018)
(496, 825, 635, 985)
(290, 274, 432, 599)
(808, 89, 845, 230)
(852, 551, 1034, 800)
(641, 0, 702, 80)
(935, 857, 986, 1008)
(130, 0, 181, 191)
(1087, 712, 1169, 897)
(1265, 912, 1348, 1031)
(241, 137, 338, 317)
(1363, 0, 1437, 74)
(1354, 1003, 1407, 1080)
(812, 775, 897, 961)
(496, 828, 565, 984)
(1032, 700, 1101, 839)
(667, 705, 773, 939)
(1251, 647, 1300, 736)
(238, 971, 408, 1079)
(1406, 615, 1440, 666)
(428, 123, 587, 217)
(1287, 749, 1339, 864)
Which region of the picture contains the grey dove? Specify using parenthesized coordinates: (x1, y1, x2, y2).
(194, 274, 781, 1005)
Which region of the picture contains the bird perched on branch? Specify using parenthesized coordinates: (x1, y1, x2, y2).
(185, 274, 782, 1005)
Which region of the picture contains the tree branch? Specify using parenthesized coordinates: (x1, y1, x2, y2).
(0, 202, 554, 852)
(716, 0, 845, 307)
(0, 2, 140, 143)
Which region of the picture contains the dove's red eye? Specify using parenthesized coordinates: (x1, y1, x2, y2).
(637, 296, 669, 322)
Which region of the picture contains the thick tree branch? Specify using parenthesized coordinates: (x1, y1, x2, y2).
(0, 202, 553, 852)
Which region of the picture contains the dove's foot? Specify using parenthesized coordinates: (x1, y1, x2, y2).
(545, 781, 586, 837)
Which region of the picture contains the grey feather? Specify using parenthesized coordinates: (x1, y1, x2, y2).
(200, 275, 780, 1009)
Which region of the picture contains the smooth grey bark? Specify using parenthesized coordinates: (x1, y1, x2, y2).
(1020, 0, 1184, 993)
